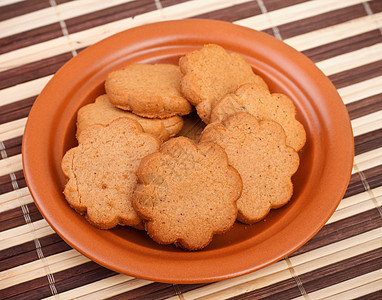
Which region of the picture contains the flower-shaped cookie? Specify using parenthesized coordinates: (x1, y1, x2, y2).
(76, 94, 183, 141)
(132, 137, 242, 250)
(200, 112, 300, 224)
(61, 118, 160, 229)
(105, 64, 192, 118)
(179, 44, 268, 123)
(210, 83, 306, 151)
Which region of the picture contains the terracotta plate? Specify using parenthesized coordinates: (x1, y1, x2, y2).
(22, 19, 354, 283)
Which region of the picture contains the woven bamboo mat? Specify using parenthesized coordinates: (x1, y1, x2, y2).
(1, 0, 382, 299)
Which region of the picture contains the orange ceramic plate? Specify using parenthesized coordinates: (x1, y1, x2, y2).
(22, 19, 354, 283)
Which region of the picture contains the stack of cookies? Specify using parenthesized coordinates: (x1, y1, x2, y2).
(62, 44, 306, 250)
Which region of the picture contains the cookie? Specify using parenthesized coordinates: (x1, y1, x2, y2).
(210, 83, 306, 151)
(132, 136, 242, 250)
(179, 44, 268, 123)
(76, 95, 184, 141)
(199, 112, 299, 224)
(105, 64, 192, 118)
(61, 118, 161, 229)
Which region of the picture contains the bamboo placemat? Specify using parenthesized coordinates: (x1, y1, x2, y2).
(1, 0, 381, 299)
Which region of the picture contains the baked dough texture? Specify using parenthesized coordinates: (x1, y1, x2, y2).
(179, 44, 268, 123)
(210, 83, 306, 151)
(105, 64, 192, 118)
(132, 136, 242, 250)
(76, 94, 184, 141)
(199, 112, 299, 224)
(61, 118, 161, 229)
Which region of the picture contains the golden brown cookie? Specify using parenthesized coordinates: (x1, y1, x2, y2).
(105, 64, 192, 118)
(179, 44, 268, 123)
(199, 112, 299, 224)
(132, 136, 242, 250)
(76, 95, 184, 141)
(61, 118, 161, 229)
(210, 83, 306, 151)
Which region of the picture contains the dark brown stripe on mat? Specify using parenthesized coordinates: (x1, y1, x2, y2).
(370, 0, 382, 13)
(53, 261, 116, 294)
(0, 275, 52, 300)
(0, 0, 50, 22)
(363, 165, 382, 190)
(354, 129, 382, 156)
(343, 173, 365, 199)
(262, 0, 307, 12)
(0, 246, 39, 273)
(1, 239, 36, 262)
(356, 290, 382, 300)
(329, 60, 382, 90)
(2, 136, 23, 151)
(0, 98, 35, 125)
(278, 4, 367, 40)
(347, 93, 382, 120)
(290, 209, 382, 257)
(0, 136, 23, 159)
(1, 143, 22, 161)
(192, 2, 262, 22)
(160, 0, 190, 8)
(175, 282, 210, 294)
(0, 170, 26, 195)
(229, 277, 301, 300)
(303, 30, 382, 63)
(56, 0, 76, 4)
(0, 52, 72, 90)
(40, 238, 72, 258)
(0, 23, 63, 55)
(0, 203, 43, 232)
(262, 28, 277, 38)
(299, 247, 382, 294)
(0, 234, 71, 272)
(104, 282, 175, 300)
(65, 0, 157, 35)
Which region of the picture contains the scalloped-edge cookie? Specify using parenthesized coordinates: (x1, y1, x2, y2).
(61, 118, 161, 229)
(210, 83, 306, 151)
(132, 136, 242, 250)
(76, 95, 184, 141)
(199, 112, 299, 224)
(105, 64, 192, 119)
(179, 44, 268, 123)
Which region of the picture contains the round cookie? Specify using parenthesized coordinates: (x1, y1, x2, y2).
(76, 95, 184, 141)
(210, 83, 306, 151)
(199, 112, 299, 224)
(179, 44, 268, 123)
(132, 136, 242, 250)
(105, 64, 192, 118)
(61, 118, 161, 229)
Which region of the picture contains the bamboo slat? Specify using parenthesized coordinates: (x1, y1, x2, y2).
(0, 249, 89, 289)
(0, 0, 136, 39)
(0, 153, 22, 177)
(285, 12, 382, 52)
(0, 191, 33, 213)
(338, 75, 382, 105)
(235, 0, 372, 30)
(42, 274, 147, 300)
(316, 43, 382, 76)
(0, 219, 55, 250)
(0, 0, 26, 8)
(293, 271, 382, 300)
(0, 76, 51, 107)
(351, 110, 382, 136)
